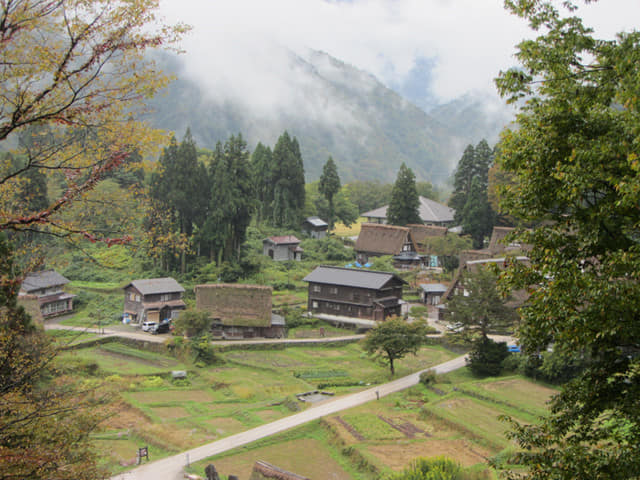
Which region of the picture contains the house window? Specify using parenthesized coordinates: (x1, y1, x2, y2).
(352, 292, 360, 301)
(136, 294, 141, 302)
(129, 292, 135, 301)
(329, 287, 338, 295)
(312, 285, 321, 293)
(312, 301, 318, 309)
(160, 293, 171, 302)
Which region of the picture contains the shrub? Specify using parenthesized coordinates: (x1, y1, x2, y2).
(466, 337, 509, 377)
(419, 370, 437, 386)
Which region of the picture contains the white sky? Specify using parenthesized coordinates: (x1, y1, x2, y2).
(159, 0, 640, 104)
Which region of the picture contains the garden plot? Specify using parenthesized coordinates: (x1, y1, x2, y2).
(474, 377, 557, 414)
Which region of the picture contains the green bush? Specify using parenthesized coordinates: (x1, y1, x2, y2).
(419, 370, 437, 386)
(467, 338, 509, 377)
(385, 456, 462, 480)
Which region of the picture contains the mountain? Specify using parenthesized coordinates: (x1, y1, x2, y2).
(146, 49, 510, 184)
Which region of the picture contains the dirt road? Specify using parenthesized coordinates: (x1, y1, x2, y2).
(112, 354, 467, 480)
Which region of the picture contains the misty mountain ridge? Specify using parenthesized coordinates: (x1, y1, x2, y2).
(148, 48, 512, 184)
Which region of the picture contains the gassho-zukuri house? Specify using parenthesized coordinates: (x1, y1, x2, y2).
(303, 265, 406, 322)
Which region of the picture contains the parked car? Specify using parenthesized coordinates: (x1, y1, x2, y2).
(141, 321, 157, 332)
(152, 322, 171, 335)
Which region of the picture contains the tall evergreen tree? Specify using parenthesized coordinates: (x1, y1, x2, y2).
(271, 131, 306, 228)
(449, 144, 476, 221)
(461, 177, 494, 249)
(251, 142, 274, 226)
(202, 135, 254, 264)
(148, 130, 209, 272)
(450, 140, 494, 224)
(387, 163, 421, 226)
(318, 156, 341, 230)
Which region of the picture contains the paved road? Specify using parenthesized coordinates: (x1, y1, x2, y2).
(112, 354, 467, 480)
(43, 321, 366, 346)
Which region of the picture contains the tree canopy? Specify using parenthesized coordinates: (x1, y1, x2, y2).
(494, 0, 640, 477)
(387, 163, 421, 226)
(446, 266, 517, 342)
(0, 0, 185, 253)
(363, 317, 428, 376)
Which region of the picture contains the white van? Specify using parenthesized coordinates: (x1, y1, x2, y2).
(142, 321, 157, 332)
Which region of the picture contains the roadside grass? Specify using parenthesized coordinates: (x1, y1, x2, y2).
(45, 329, 99, 345)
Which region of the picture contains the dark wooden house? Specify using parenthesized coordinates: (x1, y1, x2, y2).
(123, 277, 186, 324)
(303, 265, 406, 321)
(302, 216, 329, 239)
(263, 235, 303, 261)
(19, 270, 75, 318)
(194, 284, 285, 339)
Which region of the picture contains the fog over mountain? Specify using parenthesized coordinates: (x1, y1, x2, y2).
(148, 47, 513, 184)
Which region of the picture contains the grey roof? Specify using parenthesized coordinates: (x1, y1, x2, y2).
(21, 270, 70, 292)
(419, 283, 448, 293)
(361, 196, 455, 224)
(126, 277, 185, 295)
(303, 265, 406, 289)
(304, 216, 328, 228)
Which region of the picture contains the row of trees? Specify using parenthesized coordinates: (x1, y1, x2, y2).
(146, 130, 306, 272)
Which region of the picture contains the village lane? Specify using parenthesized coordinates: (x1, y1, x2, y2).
(112, 354, 468, 480)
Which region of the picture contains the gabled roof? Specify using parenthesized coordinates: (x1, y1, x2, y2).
(303, 265, 407, 289)
(417, 196, 455, 224)
(408, 224, 448, 249)
(419, 283, 448, 293)
(303, 216, 328, 228)
(355, 223, 415, 255)
(21, 270, 69, 292)
(263, 235, 301, 245)
(361, 196, 455, 224)
(125, 277, 185, 295)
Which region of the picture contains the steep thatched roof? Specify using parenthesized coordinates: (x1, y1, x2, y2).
(355, 223, 416, 255)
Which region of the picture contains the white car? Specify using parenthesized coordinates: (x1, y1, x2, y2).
(141, 321, 157, 332)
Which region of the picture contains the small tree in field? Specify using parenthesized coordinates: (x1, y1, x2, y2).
(363, 317, 428, 376)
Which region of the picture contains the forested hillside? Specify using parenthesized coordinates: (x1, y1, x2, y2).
(147, 49, 507, 184)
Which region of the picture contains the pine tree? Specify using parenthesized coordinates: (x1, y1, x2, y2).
(251, 142, 274, 226)
(461, 177, 494, 249)
(318, 156, 341, 230)
(387, 163, 421, 226)
(271, 131, 306, 228)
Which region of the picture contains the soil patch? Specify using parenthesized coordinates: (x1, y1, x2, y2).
(151, 406, 190, 420)
(367, 439, 493, 470)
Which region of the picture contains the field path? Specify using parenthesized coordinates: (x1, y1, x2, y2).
(112, 354, 467, 480)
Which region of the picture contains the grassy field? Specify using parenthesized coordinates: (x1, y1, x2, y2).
(190, 372, 558, 479)
(62, 338, 459, 475)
